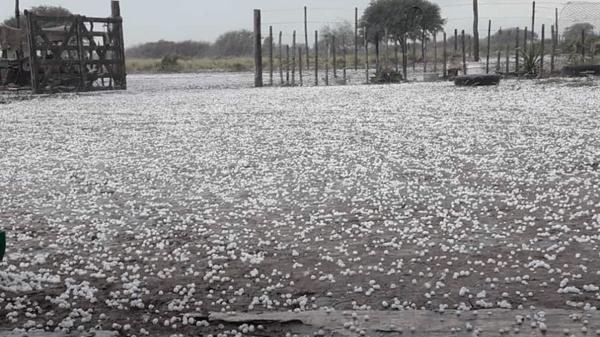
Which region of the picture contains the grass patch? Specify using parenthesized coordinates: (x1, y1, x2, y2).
(127, 57, 256, 73)
(126, 55, 378, 74)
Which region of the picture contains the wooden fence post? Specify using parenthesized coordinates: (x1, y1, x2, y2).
(516, 27, 520, 71)
(433, 32, 437, 73)
(269, 26, 273, 86)
(443, 32, 447, 78)
(486, 20, 491, 74)
(315, 30, 318, 86)
(253, 9, 262, 87)
(551, 25, 555, 74)
(333, 35, 337, 78)
(496, 28, 502, 71)
(292, 31, 296, 85)
(279, 31, 283, 85)
(540, 24, 544, 77)
(355, 7, 358, 71)
(497, 51, 501, 72)
(365, 26, 369, 83)
(325, 36, 329, 85)
(286, 44, 290, 85)
(304, 6, 309, 70)
(531, 1, 536, 48)
(15, 0, 20, 29)
(402, 35, 407, 79)
(422, 30, 426, 73)
(343, 36, 347, 81)
(454, 29, 458, 51)
(299, 47, 303, 86)
(111, 1, 126, 89)
(462, 29, 466, 74)
(506, 45, 509, 73)
(375, 32, 380, 73)
(524, 27, 528, 53)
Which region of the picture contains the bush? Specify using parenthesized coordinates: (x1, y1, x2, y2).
(160, 55, 181, 72)
(231, 63, 246, 72)
(520, 48, 540, 77)
(371, 68, 403, 84)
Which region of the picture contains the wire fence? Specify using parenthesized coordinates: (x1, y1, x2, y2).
(253, 1, 600, 87)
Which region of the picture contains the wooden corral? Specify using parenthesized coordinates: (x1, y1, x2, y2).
(0, 1, 126, 94)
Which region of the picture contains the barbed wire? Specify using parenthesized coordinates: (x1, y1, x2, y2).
(259, 1, 594, 45)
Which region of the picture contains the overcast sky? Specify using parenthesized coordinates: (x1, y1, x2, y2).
(0, 0, 584, 47)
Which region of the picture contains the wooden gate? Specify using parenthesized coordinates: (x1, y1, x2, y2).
(24, 5, 126, 94)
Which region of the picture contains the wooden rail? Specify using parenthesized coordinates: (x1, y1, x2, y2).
(24, 1, 126, 94)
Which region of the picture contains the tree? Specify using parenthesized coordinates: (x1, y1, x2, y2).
(563, 22, 595, 41)
(360, 0, 445, 46)
(3, 5, 72, 28)
(318, 20, 355, 54)
(208, 30, 254, 57)
(487, 27, 537, 48)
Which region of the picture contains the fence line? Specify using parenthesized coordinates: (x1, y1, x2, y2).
(254, 2, 600, 87)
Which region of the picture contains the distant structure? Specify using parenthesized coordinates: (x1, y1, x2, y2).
(0, 1, 126, 93)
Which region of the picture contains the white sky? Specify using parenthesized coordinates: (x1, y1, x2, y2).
(0, 0, 586, 47)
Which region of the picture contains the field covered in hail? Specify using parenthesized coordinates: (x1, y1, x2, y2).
(1, 73, 600, 336)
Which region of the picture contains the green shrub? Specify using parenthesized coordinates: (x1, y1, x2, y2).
(520, 47, 541, 77)
(371, 67, 403, 84)
(160, 54, 181, 72)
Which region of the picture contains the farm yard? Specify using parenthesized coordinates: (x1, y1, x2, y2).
(1, 73, 600, 337)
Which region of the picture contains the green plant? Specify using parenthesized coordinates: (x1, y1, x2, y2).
(160, 54, 181, 72)
(231, 62, 246, 72)
(520, 47, 541, 77)
(371, 67, 403, 84)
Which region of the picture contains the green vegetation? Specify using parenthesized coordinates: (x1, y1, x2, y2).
(127, 57, 256, 73)
(520, 47, 541, 77)
(370, 67, 403, 83)
(125, 54, 378, 73)
(361, 0, 446, 46)
(127, 40, 211, 59)
(2, 5, 72, 28)
(127, 30, 253, 60)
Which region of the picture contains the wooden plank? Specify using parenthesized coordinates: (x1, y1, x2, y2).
(76, 16, 87, 91)
(29, 14, 121, 24)
(25, 11, 41, 94)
